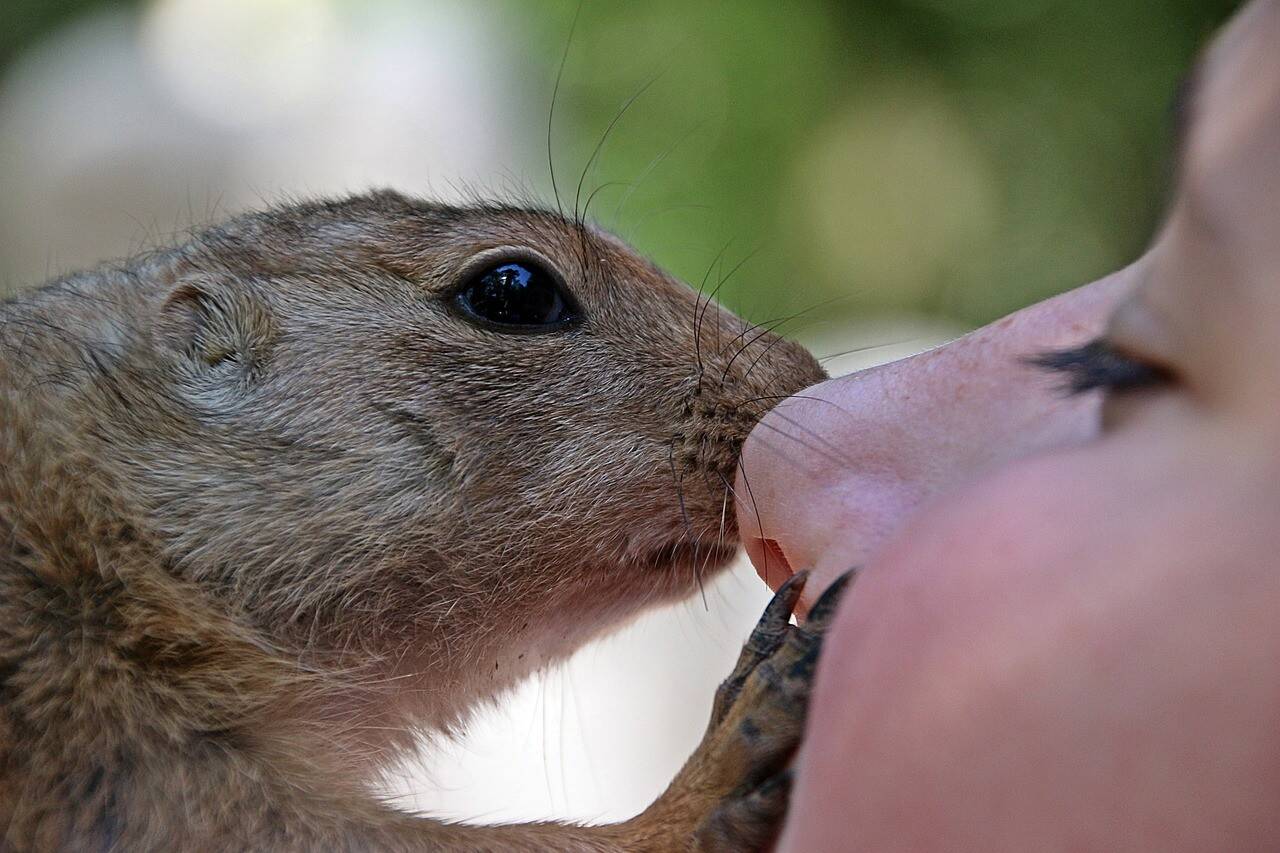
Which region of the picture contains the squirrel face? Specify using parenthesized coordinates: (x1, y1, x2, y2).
(48, 189, 823, 707)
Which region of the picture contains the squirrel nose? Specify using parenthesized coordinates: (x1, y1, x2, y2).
(735, 273, 1128, 613)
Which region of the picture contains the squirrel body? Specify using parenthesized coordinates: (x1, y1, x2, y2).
(0, 190, 828, 850)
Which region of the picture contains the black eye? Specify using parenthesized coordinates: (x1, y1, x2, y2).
(454, 260, 576, 332)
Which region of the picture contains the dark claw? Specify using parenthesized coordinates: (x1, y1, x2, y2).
(769, 570, 810, 619)
(709, 571, 810, 730)
(690, 573, 849, 852)
(745, 571, 808, 653)
(803, 567, 858, 628)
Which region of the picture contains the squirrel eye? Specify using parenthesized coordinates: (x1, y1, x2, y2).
(455, 260, 576, 332)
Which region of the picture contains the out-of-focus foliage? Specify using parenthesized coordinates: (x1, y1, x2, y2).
(523, 0, 1239, 327)
(0, 0, 1240, 329)
(1, 0, 136, 69)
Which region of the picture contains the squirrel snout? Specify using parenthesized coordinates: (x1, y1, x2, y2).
(673, 308, 826, 480)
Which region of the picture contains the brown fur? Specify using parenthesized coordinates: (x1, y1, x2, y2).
(0, 189, 825, 850)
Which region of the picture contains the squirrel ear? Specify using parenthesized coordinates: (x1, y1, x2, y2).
(155, 276, 276, 381)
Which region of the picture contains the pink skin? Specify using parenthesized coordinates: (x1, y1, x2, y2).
(739, 271, 1128, 613)
(736, 1, 1280, 849)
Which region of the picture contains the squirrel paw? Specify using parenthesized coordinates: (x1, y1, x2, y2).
(691, 570, 854, 852)
(623, 569, 856, 853)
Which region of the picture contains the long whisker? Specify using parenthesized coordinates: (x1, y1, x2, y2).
(817, 339, 915, 364)
(693, 239, 736, 383)
(735, 453, 772, 588)
(717, 310, 793, 365)
(578, 180, 635, 227)
(715, 469, 742, 509)
(718, 296, 833, 370)
(612, 118, 709, 227)
(716, 475, 730, 560)
(699, 246, 762, 361)
(574, 70, 666, 226)
(547, 2, 582, 218)
(738, 410, 846, 467)
(669, 439, 707, 608)
(626, 203, 714, 237)
(754, 293, 854, 343)
(692, 436, 716, 609)
(734, 393, 850, 413)
(738, 328, 797, 387)
(719, 314, 795, 385)
(719, 294, 852, 387)
(719, 293, 852, 362)
(740, 316, 864, 389)
(752, 295, 860, 344)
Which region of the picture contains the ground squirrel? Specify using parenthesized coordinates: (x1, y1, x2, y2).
(0, 189, 845, 850)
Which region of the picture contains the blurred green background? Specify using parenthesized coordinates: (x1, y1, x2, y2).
(0, 0, 1239, 336)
